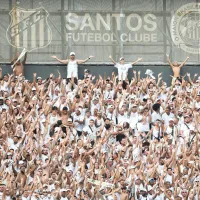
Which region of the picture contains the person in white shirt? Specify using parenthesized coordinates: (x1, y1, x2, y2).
(152, 103, 162, 124)
(104, 84, 114, 100)
(72, 108, 84, 136)
(194, 93, 200, 108)
(109, 55, 142, 81)
(152, 187, 165, 200)
(0, 97, 9, 113)
(179, 114, 193, 142)
(162, 107, 175, 126)
(86, 119, 97, 142)
(52, 52, 94, 84)
(117, 108, 129, 125)
(0, 73, 10, 92)
(84, 110, 95, 127)
(129, 104, 139, 132)
(106, 105, 117, 124)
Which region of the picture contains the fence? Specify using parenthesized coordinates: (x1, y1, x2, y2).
(0, 0, 199, 64)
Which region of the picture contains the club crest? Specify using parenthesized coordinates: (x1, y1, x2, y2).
(6, 7, 52, 52)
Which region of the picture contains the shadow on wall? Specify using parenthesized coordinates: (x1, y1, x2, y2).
(0, 64, 199, 86)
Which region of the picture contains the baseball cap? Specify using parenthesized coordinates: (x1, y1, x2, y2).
(41, 118, 46, 123)
(67, 118, 72, 122)
(194, 176, 200, 182)
(93, 97, 99, 101)
(84, 69, 89, 73)
(16, 115, 22, 120)
(120, 57, 124, 61)
(108, 105, 114, 109)
(54, 127, 60, 133)
(55, 87, 60, 91)
(138, 106, 144, 110)
(60, 188, 69, 192)
(156, 98, 161, 102)
(70, 52, 75, 56)
(19, 160, 24, 165)
(32, 96, 37, 101)
(63, 107, 68, 111)
(82, 127, 88, 132)
(130, 95, 136, 99)
(132, 104, 137, 108)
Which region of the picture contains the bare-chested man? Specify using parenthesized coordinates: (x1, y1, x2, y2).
(166, 54, 189, 82)
(11, 52, 27, 76)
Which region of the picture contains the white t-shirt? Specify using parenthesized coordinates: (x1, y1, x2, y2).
(0, 192, 3, 199)
(0, 81, 9, 91)
(129, 112, 139, 129)
(114, 63, 132, 80)
(86, 125, 97, 141)
(22, 196, 31, 200)
(0, 104, 9, 112)
(117, 112, 129, 125)
(195, 100, 200, 109)
(151, 111, 162, 123)
(179, 123, 191, 141)
(162, 112, 174, 126)
(67, 60, 78, 78)
(106, 110, 117, 124)
(104, 90, 114, 100)
(154, 193, 165, 200)
(84, 116, 95, 127)
(72, 113, 84, 132)
(49, 114, 59, 125)
(165, 174, 173, 184)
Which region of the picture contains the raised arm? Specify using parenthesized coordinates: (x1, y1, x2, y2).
(179, 56, 189, 68)
(0, 67, 2, 80)
(51, 55, 68, 64)
(132, 57, 142, 65)
(109, 55, 117, 65)
(77, 55, 94, 64)
(11, 52, 19, 65)
(22, 52, 27, 64)
(166, 54, 174, 68)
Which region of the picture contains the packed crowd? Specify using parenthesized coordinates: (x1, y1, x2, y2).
(0, 52, 199, 200)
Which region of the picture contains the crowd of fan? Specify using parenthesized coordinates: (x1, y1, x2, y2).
(0, 67, 200, 200)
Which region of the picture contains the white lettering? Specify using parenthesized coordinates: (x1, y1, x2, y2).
(102, 33, 110, 42)
(65, 13, 79, 31)
(151, 34, 157, 42)
(112, 14, 125, 30)
(143, 14, 157, 31)
(126, 14, 142, 31)
(120, 33, 128, 42)
(96, 14, 111, 30)
(95, 33, 101, 42)
(143, 34, 150, 42)
(88, 33, 94, 42)
(80, 14, 95, 30)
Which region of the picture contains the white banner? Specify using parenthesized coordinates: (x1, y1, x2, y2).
(88, 179, 114, 188)
(11, 48, 27, 69)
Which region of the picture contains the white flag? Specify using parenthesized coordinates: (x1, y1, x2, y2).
(87, 179, 114, 188)
(11, 48, 27, 69)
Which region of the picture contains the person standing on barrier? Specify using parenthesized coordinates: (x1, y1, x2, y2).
(109, 55, 142, 81)
(52, 52, 94, 84)
(11, 52, 27, 76)
(166, 54, 189, 84)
